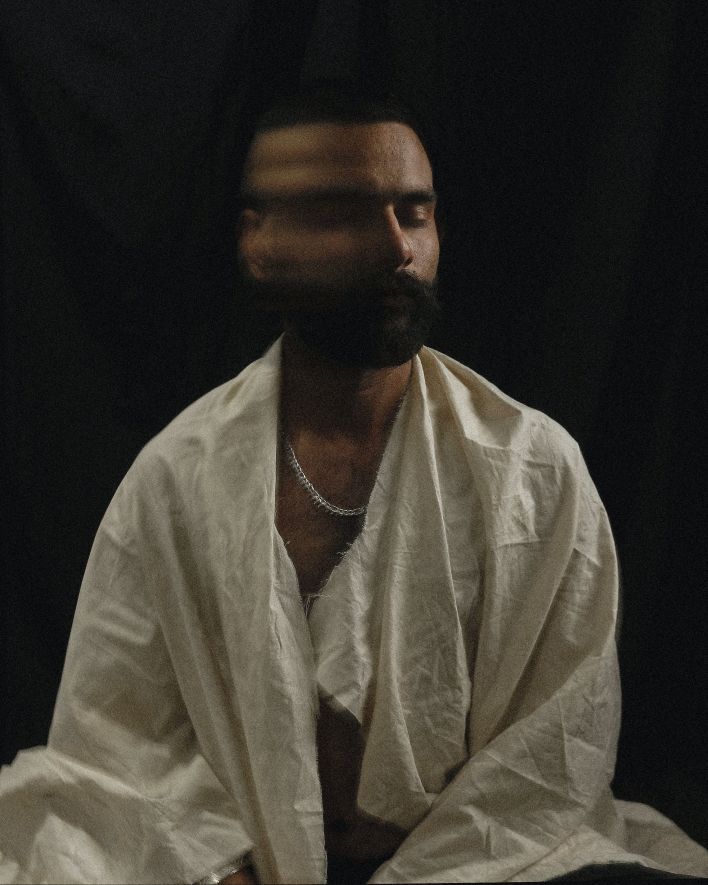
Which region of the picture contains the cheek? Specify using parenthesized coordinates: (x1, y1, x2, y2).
(415, 232, 440, 277)
(258, 227, 364, 280)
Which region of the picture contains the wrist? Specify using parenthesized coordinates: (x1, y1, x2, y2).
(192, 852, 254, 885)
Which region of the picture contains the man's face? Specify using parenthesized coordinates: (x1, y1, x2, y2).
(237, 121, 441, 368)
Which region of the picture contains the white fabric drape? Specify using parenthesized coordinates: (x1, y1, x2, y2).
(1, 338, 706, 883)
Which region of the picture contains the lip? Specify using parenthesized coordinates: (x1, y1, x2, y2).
(380, 291, 411, 305)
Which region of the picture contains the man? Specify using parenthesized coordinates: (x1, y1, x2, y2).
(1, 85, 706, 884)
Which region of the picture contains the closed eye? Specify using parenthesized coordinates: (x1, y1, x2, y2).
(397, 205, 435, 228)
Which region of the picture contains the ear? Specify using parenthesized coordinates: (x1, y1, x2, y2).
(236, 207, 261, 238)
(236, 208, 267, 280)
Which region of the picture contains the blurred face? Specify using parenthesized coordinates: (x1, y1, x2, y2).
(237, 121, 441, 367)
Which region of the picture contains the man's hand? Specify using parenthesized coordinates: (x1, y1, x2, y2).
(220, 867, 258, 885)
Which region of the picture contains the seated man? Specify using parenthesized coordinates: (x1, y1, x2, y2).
(1, 85, 706, 884)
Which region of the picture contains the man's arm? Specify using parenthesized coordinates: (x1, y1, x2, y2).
(0, 469, 253, 884)
(371, 448, 621, 882)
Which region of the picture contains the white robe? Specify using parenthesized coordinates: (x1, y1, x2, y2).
(1, 338, 706, 883)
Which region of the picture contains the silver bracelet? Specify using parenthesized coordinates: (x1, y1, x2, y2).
(192, 852, 252, 885)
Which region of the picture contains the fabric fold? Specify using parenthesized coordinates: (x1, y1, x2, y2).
(1, 338, 706, 883)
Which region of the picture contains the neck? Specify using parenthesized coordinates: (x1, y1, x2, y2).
(281, 328, 413, 443)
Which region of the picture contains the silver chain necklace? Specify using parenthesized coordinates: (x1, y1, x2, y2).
(284, 437, 367, 517)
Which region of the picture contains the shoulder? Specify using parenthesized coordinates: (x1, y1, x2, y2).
(134, 339, 281, 479)
(99, 340, 281, 533)
(419, 346, 581, 470)
(419, 348, 607, 550)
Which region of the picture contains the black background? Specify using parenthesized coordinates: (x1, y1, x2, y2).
(2, 0, 706, 847)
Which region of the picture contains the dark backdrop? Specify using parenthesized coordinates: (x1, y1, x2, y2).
(2, 0, 706, 847)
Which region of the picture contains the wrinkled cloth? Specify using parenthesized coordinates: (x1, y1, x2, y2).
(1, 338, 706, 883)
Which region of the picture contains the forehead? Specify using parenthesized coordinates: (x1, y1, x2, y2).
(242, 121, 433, 198)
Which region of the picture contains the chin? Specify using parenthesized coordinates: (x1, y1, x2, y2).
(285, 283, 440, 369)
(305, 326, 428, 369)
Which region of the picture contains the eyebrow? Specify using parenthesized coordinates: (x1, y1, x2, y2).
(242, 186, 438, 207)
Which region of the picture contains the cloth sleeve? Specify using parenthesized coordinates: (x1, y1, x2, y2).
(0, 471, 252, 885)
(370, 445, 622, 883)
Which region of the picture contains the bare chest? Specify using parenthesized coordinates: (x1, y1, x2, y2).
(276, 465, 364, 601)
(276, 444, 407, 860)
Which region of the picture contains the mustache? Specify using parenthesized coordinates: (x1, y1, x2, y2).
(284, 271, 441, 368)
(320, 273, 439, 319)
(351, 271, 437, 300)
(241, 268, 439, 314)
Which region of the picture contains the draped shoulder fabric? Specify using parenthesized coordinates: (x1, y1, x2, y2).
(1, 338, 706, 883)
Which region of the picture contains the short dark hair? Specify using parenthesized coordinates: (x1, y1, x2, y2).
(245, 80, 436, 173)
(240, 80, 443, 232)
(256, 80, 428, 139)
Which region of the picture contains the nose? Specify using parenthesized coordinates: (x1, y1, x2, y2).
(377, 205, 413, 270)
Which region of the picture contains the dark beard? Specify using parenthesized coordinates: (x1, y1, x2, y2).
(243, 271, 440, 369)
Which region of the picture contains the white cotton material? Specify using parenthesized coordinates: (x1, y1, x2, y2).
(1, 337, 706, 883)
